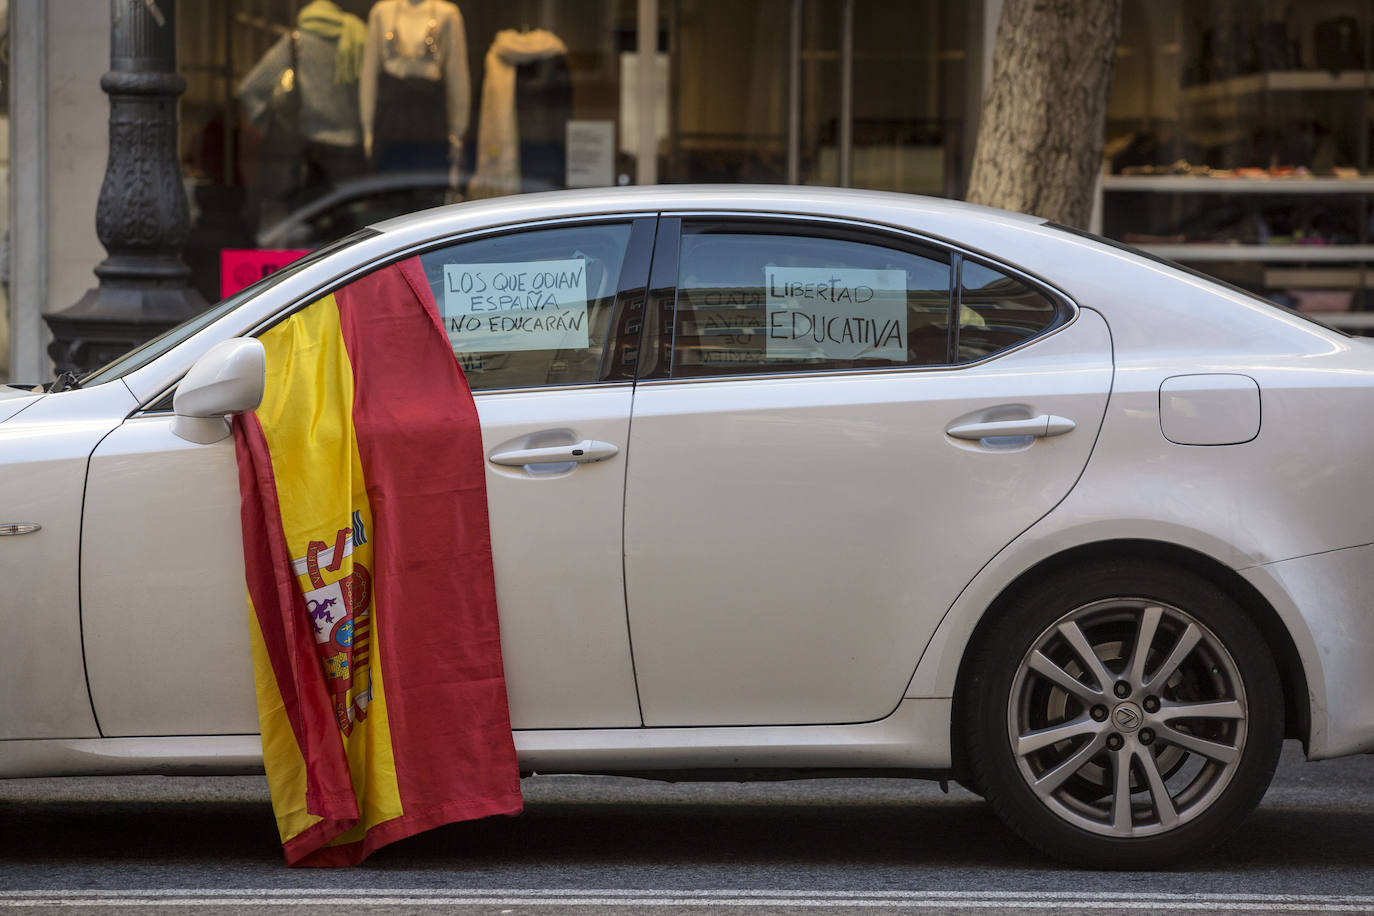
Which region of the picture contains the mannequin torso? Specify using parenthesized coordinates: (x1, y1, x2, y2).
(360, 0, 470, 164)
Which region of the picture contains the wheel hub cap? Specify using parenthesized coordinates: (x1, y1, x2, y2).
(1112, 702, 1143, 732)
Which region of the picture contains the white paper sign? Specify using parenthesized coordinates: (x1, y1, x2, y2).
(566, 120, 616, 188)
(442, 259, 590, 352)
(765, 267, 907, 361)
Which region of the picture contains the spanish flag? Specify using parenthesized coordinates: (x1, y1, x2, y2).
(232, 256, 522, 866)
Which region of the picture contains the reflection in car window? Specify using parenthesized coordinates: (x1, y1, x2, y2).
(956, 261, 1062, 362)
(417, 222, 632, 390)
(81, 229, 379, 388)
(670, 225, 952, 378)
(301, 187, 448, 249)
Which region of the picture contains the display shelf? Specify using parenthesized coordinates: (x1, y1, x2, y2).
(1181, 70, 1373, 104)
(1102, 175, 1374, 193)
(1136, 244, 1374, 263)
(1308, 312, 1374, 330)
(1263, 268, 1374, 289)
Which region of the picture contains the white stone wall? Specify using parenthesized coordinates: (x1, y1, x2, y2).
(8, 0, 107, 383)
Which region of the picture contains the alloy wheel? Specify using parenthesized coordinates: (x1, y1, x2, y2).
(1006, 597, 1248, 838)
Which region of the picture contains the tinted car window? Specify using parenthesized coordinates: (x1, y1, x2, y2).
(82, 229, 379, 388)
(670, 224, 952, 378)
(416, 222, 633, 390)
(957, 261, 1062, 362)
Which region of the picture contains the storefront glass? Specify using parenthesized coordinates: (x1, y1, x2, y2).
(175, 0, 969, 305)
(1102, 0, 1374, 328)
(847, 0, 965, 196)
(661, 0, 966, 195)
(178, 0, 634, 303)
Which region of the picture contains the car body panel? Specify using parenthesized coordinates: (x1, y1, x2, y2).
(0, 382, 137, 739)
(904, 237, 1374, 759)
(0, 697, 951, 779)
(623, 309, 1113, 726)
(0, 388, 43, 423)
(77, 389, 644, 738)
(1240, 545, 1374, 758)
(81, 415, 257, 736)
(475, 385, 642, 729)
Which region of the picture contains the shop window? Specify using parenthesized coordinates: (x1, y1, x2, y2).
(178, 0, 633, 305)
(956, 261, 1062, 362)
(662, 0, 967, 196)
(1101, 0, 1374, 330)
(669, 222, 952, 378)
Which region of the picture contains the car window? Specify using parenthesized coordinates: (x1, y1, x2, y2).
(668, 223, 953, 378)
(82, 229, 379, 388)
(956, 260, 1063, 362)
(415, 222, 635, 391)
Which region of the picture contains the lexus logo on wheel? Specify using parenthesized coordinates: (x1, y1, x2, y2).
(1113, 704, 1142, 730)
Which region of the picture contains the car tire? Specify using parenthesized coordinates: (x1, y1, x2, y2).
(962, 559, 1283, 869)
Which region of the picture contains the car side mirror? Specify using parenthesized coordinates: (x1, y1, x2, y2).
(171, 338, 266, 445)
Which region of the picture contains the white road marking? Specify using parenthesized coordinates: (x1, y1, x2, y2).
(2, 890, 1373, 910)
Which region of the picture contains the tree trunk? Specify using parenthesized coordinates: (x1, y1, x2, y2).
(966, 0, 1122, 228)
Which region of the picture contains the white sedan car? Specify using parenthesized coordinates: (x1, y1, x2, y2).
(4, 187, 1372, 868)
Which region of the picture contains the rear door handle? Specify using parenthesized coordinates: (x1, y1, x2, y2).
(946, 415, 1076, 440)
(489, 439, 620, 467)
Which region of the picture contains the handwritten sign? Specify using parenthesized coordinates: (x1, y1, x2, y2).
(765, 267, 907, 362)
(441, 259, 590, 353)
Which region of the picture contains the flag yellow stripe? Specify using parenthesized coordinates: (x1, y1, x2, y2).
(247, 595, 320, 842)
(254, 296, 404, 845)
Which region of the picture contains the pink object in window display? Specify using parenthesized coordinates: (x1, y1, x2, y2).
(221, 249, 311, 298)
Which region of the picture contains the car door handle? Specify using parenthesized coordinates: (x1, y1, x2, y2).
(489, 439, 620, 467)
(946, 415, 1076, 440)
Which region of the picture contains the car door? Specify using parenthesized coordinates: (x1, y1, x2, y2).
(622, 216, 1114, 727)
(80, 216, 654, 736)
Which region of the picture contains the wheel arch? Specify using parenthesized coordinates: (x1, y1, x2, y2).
(947, 538, 1310, 781)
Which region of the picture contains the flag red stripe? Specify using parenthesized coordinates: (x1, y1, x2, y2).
(332, 258, 522, 829)
(233, 412, 359, 824)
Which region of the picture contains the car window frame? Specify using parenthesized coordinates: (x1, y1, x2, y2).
(131, 213, 659, 414)
(410, 216, 654, 391)
(952, 252, 1075, 365)
(637, 211, 1078, 385)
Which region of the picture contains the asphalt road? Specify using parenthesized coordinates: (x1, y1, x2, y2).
(0, 741, 1370, 914)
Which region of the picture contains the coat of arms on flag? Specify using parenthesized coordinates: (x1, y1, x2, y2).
(294, 525, 373, 735)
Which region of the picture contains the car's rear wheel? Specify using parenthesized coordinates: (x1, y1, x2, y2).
(963, 560, 1283, 868)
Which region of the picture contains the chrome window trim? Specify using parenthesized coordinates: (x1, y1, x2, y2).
(473, 380, 636, 398)
(662, 210, 1073, 304)
(649, 210, 1079, 386)
(134, 381, 637, 416)
(131, 212, 660, 414)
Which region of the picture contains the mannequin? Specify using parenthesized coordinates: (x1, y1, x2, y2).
(238, 1, 369, 223)
(467, 28, 569, 199)
(360, 0, 471, 172)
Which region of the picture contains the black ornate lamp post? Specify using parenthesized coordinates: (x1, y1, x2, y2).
(44, 0, 206, 377)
